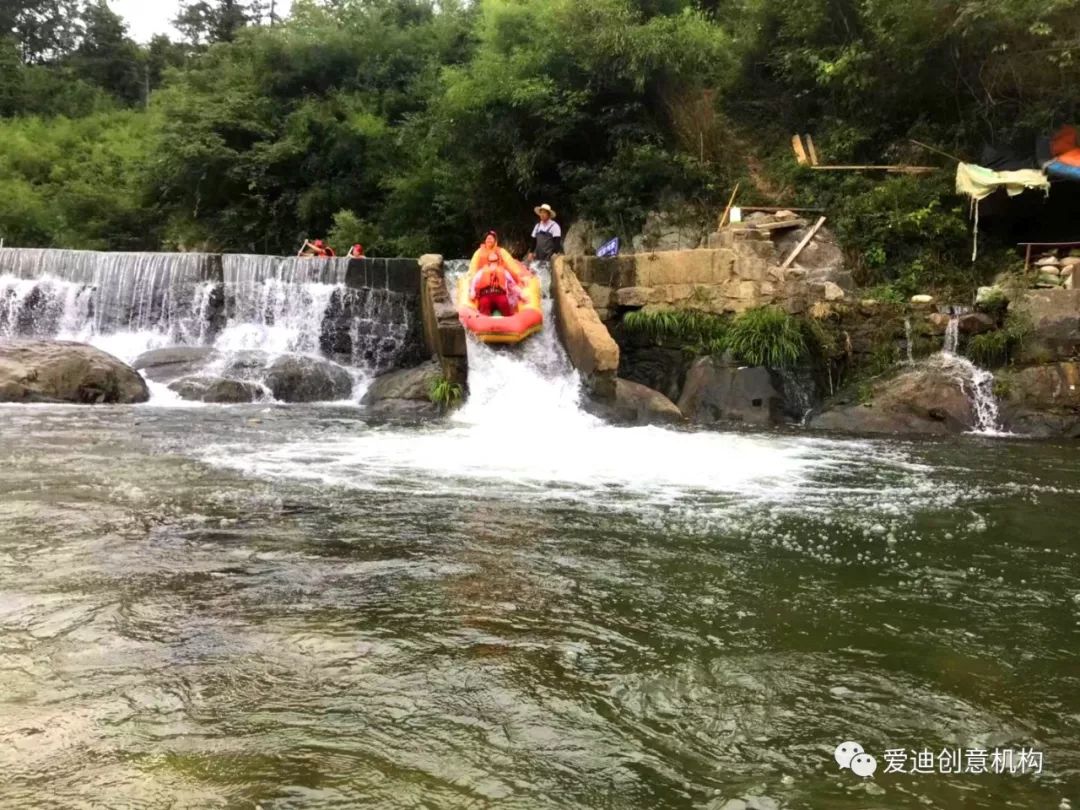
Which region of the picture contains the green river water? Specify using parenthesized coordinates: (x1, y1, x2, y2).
(0, 403, 1078, 809)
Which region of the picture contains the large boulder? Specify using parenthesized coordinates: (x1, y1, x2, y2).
(168, 375, 264, 404)
(221, 350, 271, 379)
(617, 345, 694, 403)
(0, 340, 149, 404)
(774, 224, 852, 291)
(631, 210, 707, 253)
(132, 346, 220, 382)
(265, 355, 353, 403)
(586, 378, 683, 425)
(677, 356, 785, 426)
(998, 362, 1080, 437)
(1013, 289, 1080, 361)
(810, 362, 975, 435)
(360, 359, 442, 418)
(563, 219, 605, 255)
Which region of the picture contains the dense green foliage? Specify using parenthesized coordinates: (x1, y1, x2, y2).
(622, 309, 728, 354)
(967, 310, 1033, 367)
(1, 0, 1078, 275)
(725, 306, 809, 368)
(621, 305, 823, 367)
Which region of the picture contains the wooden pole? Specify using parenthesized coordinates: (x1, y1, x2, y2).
(780, 216, 827, 271)
(1024, 244, 1033, 273)
(718, 183, 740, 229)
(909, 139, 963, 163)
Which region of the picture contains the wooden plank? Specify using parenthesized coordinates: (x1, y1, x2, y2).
(1017, 241, 1080, 247)
(791, 134, 809, 166)
(805, 134, 819, 166)
(718, 182, 740, 229)
(740, 206, 826, 213)
(749, 219, 809, 232)
(779, 216, 827, 271)
(810, 165, 936, 173)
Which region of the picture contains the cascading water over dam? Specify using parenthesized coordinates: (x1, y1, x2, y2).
(0, 248, 425, 387)
(0, 249, 209, 349)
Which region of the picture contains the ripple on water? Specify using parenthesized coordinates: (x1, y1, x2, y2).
(1, 405, 1078, 808)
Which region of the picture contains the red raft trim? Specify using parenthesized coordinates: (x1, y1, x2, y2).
(459, 307, 543, 344)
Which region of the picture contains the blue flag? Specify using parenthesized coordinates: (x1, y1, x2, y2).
(596, 237, 620, 258)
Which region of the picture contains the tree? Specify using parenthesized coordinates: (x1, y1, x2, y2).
(0, 38, 22, 115)
(3, 0, 82, 64)
(71, 1, 144, 106)
(145, 35, 187, 91)
(174, 0, 256, 47)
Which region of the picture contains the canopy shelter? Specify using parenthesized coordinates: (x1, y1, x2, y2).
(955, 125, 1080, 260)
(1045, 125, 1080, 181)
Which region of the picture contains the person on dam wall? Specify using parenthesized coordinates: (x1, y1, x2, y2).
(298, 239, 336, 258)
(470, 251, 522, 317)
(527, 203, 562, 263)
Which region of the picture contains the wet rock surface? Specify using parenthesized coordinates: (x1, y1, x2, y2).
(0, 340, 149, 404)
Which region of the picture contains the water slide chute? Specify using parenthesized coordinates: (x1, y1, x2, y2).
(457, 249, 543, 345)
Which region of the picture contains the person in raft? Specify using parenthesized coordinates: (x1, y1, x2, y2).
(472, 231, 525, 280)
(470, 251, 522, 317)
(527, 203, 562, 263)
(347, 243, 365, 259)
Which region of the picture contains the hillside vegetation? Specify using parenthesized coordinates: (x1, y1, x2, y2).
(2, 0, 1078, 291)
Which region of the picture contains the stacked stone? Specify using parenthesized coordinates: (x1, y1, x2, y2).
(730, 209, 808, 234)
(1033, 251, 1079, 290)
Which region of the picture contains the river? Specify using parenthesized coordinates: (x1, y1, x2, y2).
(1, 251, 1078, 807)
(1, 399, 1078, 808)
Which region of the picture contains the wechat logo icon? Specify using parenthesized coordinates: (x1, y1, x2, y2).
(835, 741, 877, 778)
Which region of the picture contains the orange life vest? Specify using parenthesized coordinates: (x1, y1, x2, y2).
(476, 265, 511, 293)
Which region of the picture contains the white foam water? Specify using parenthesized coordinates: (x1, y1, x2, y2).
(0, 250, 402, 405)
(938, 313, 1006, 436)
(203, 262, 835, 504)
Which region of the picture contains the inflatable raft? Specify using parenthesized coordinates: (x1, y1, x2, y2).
(457, 249, 543, 345)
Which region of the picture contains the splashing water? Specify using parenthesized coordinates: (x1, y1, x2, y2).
(937, 312, 1004, 435)
(202, 260, 825, 500)
(943, 314, 960, 355)
(0, 250, 417, 403)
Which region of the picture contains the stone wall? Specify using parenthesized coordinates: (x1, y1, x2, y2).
(551, 257, 620, 399)
(344, 257, 421, 294)
(418, 254, 468, 388)
(560, 224, 850, 321)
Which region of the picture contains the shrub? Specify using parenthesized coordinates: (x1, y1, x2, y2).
(966, 311, 1032, 368)
(621, 309, 729, 352)
(726, 306, 808, 368)
(428, 375, 463, 411)
(975, 288, 1009, 319)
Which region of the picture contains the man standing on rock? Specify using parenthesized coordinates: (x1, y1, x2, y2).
(527, 203, 562, 264)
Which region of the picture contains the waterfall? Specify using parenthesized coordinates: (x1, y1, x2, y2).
(0, 248, 209, 346)
(0, 249, 419, 377)
(943, 314, 959, 355)
(344, 287, 416, 374)
(217, 256, 345, 356)
(936, 310, 1002, 434)
(903, 317, 915, 364)
(774, 366, 816, 425)
(447, 260, 590, 424)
